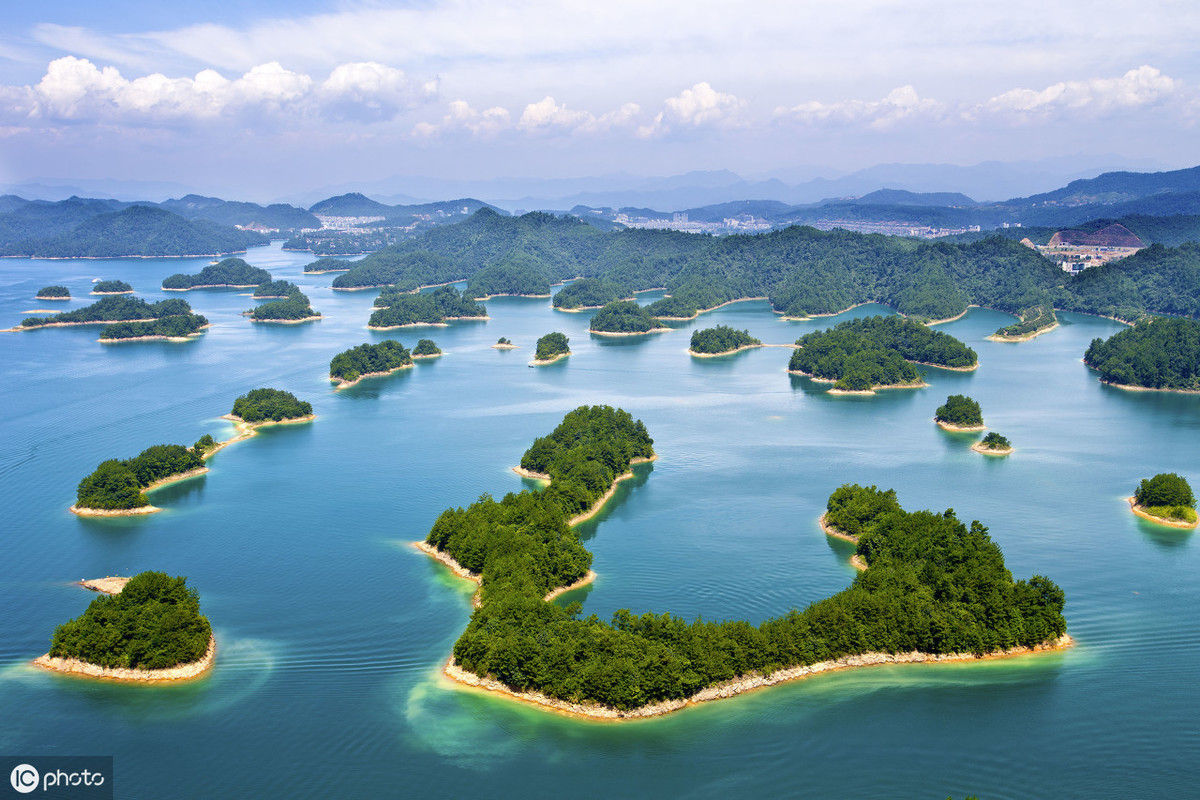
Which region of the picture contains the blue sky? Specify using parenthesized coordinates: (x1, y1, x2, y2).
(1, 1, 1198, 199)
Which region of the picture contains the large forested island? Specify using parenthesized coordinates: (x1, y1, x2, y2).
(35, 571, 215, 680)
(1129, 472, 1197, 527)
(247, 288, 320, 322)
(73, 443, 207, 515)
(91, 280, 133, 295)
(368, 285, 486, 328)
(553, 278, 630, 310)
(788, 315, 976, 392)
(533, 332, 571, 363)
(18, 296, 197, 330)
(100, 313, 209, 342)
(329, 340, 413, 387)
(689, 325, 762, 356)
(163, 258, 272, 290)
(588, 300, 666, 334)
(1083, 316, 1200, 391)
(419, 413, 1067, 717)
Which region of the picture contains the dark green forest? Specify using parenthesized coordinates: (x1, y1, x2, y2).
(465, 255, 553, 298)
(247, 289, 320, 321)
(254, 279, 300, 298)
(99, 314, 208, 340)
(935, 395, 984, 427)
(412, 338, 442, 356)
(534, 332, 570, 361)
(978, 432, 1012, 451)
(589, 300, 661, 333)
(1083, 316, 1200, 390)
(788, 315, 975, 391)
(48, 572, 212, 670)
(689, 325, 761, 354)
(36, 285, 69, 298)
(75, 444, 205, 510)
(369, 285, 485, 328)
(330, 340, 412, 382)
(230, 388, 312, 422)
(163, 258, 272, 289)
(425, 414, 1066, 711)
(21, 296, 194, 328)
(553, 278, 631, 309)
(92, 280, 133, 294)
(303, 257, 355, 273)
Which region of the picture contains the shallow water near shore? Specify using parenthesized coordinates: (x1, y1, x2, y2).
(1, 244, 1198, 798)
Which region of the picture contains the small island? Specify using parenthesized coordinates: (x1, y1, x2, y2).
(493, 337, 517, 349)
(36, 285, 71, 300)
(689, 325, 762, 356)
(229, 387, 314, 423)
(303, 257, 354, 274)
(412, 338, 442, 358)
(588, 300, 668, 335)
(789, 315, 976, 393)
(253, 279, 301, 299)
(91, 280, 134, 295)
(34, 571, 215, 681)
(100, 313, 209, 342)
(987, 304, 1059, 342)
(553, 278, 630, 310)
(1084, 316, 1200, 391)
(162, 258, 272, 290)
(247, 288, 321, 323)
(532, 332, 571, 364)
(17, 296, 196, 330)
(1128, 472, 1197, 528)
(972, 431, 1013, 455)
(935, 394, 985, 431)
(369, 285, 487, 329)
(329, 340, 413, 388)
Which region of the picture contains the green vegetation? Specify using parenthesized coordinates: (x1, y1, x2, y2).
(75, 444, 205, 510)
(92, 280, 133, 294)
(193, 434, 216, 455)
(100, 314, 208, 340)
(247, 289, 320, 321)
(230, 388, 313, 422)
(534, 332, 570, 361)
(254, 279, 300, 298)
(163, 258, 272, 289)
(369, 285, 486, 328)
(1133, 473, 1197, 524)
(977, 432, 1012, 451)
(48, 571, 212, 670)
(690, 325, 761, 354)
(303, 257, 355, 273)
(554, 278, 630, 309)
(426, 422, 1066, 711)
(589, 300, 661, 333)
(36, 285, 69, 298)
(21, 296, 193, 328)
(935, 395, 984, 428)
(465, 255, 552, 298)
(412, 338, 442, 357)
(1052, 242, 1200, 322)
(329, 340, 412, 383)
(497, 337, 512, 345)
(789, 315, 975, 391)
(992, 305, 1058, 339)
(1083, 316, 1200, 390)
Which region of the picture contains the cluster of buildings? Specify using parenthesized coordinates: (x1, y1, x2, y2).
(612, 211, 773, 234)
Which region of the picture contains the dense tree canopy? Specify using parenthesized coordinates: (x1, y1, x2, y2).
(254, 279, 300, 298)
(163, 258, 272, 289)
(230, 388, 312, 422)
(690, 325, 762, 354)
(553, 278, 630, 309)
(535, 332, 570, 361)
(247, 290, 320, 321)
(1083, 316, 1200, 390)
(978, 432, 1012, 451)
(48, 572, 212, 670)
(100, 314, 208, 340)
(466, 254, 553, 298)
(1135, 473, 1195, 508)
(369, 285, 485, 328)
(36, 285, 69, 298)
(21, 296, 193, 328)
(91, 280, 133, 294)
(75, 444, 205, 509)
(412, 338, 442, 356)
(589, 300, 661, 333)
(935, 395, 984, 427)
(303, 257, 356, 274)
(329, 340, 412, 382)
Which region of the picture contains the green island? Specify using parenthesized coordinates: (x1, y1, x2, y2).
(412, 338, 442, 358)
(1083, 316, 1200, 391)
(589, 299, 667, 335)
(229, 387, 313, 423)
(91, 280, 133, 295)
(1129, 472, 1197, 528)
(987, 304, 1058, 342)
(935, 394, 985, 431)
(329, 340, 413, 387)
(100, 313, 209, 342)
(36, 285, 70, 299)
(533, 331, 571, 363)
(303, 257, 355, 274)
(247, 288, 320, 322)
(369, 285, 487, 328)
(689, 325, 762, 356)
(35, 571, 214, 681)
(972, 432, 1013, 456)
(554, 278, 630, 310)
(789, 315, 976, 392)
(494, 336, 517, 349)
(332, 251, 460, 290)
(253, 279, 301, 298)
(163, 258, 272, 290)
(465, 256, 553, 299)
(18, 296, 196, 329)
(73, 443, 207, 515)
(419, 415, 1068, 718)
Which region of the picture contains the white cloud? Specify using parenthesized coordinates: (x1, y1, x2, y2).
(0, 56, 436, 125)
(518, 97, 593, 131)
(778, 86, 943, 129)
(416, 97, 642, 139)
(638, 82, 744, 137)
(978, 66, 1179, 120)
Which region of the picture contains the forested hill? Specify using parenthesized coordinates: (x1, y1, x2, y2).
(0, 205, 268, 257)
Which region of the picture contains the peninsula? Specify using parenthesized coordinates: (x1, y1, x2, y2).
(1084, 316, 1200, 391)
(34, 571, 215, 682)
(1128, 472, 1198, 528)
(987, 304, 1059, 342)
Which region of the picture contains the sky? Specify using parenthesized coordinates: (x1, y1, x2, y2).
(0, 0, 1198, 199)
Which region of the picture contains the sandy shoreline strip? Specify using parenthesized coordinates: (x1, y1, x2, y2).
(1097, 378, 1200, 395)
(971, 442, 1014, 456)
(530, 351, 571, 365)
(913, 360, 978, 372)
(80, 576, 131, 594)
(689, 344, 764, 357)
(788, 368, 926, 394)
(936, 419, 986, 432)
(589, 327, 672, 337)
(332, 364, 414, 390)
(1127, 497, 1199, 529)
(34, 636, 216, 683)
(492, 343, 518, 349)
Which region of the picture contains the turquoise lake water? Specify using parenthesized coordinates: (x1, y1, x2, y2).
(1, 243, 1197, 798)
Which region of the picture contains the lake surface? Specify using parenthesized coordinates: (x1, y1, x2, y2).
(1, 244, 1196, 798)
